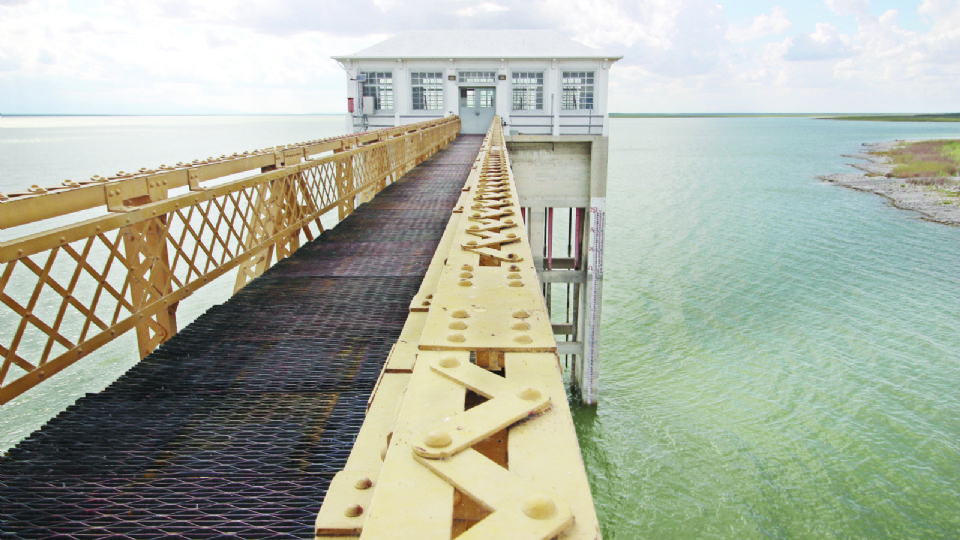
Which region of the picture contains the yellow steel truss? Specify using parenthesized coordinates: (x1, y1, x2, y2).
(0, 117, 461, 404)
(315, 118, 600, 539)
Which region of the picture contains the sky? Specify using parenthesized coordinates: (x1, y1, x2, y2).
(0, 0, 958, 114)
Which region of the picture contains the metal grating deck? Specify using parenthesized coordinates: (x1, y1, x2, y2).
(0, 135, 484, 539)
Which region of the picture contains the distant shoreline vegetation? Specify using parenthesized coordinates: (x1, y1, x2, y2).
(610, 113, 960, 122)
(824, 113, 960, 122)
(610, 113, 822, 118)
(877, 139, 960, 178)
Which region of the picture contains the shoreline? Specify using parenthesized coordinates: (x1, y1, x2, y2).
(820, 141, 960, 226)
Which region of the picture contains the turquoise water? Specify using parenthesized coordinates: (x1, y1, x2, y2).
(0, 115, 348, 193)
(3, 116, 960, 538)
(578, 117, 960, 538)
(0, 115, 349, 447)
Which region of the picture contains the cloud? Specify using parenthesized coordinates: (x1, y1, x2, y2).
(0, 0, 363, 113)
(1, 0, 959, 114)
(784, 22, 855, 61)
(825, 0, 871, 18)
(456, 2, 510, 17)
(727, 6, 792, 43)
(544, 0, 729, 77)
(152, 0, 552, 37)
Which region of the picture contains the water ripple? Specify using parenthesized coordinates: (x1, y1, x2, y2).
(588, 118, 960, 539)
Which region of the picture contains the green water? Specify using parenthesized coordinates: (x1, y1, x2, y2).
(579, 118, 960, 538)
(2, 116, 960, 538)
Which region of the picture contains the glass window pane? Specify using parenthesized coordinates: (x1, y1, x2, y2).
(561, 71, 595, 111)
(411, 71, 443, 111)
(512, 71, 543, 111)
(360, 72, 394, 111)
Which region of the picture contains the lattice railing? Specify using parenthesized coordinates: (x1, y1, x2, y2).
(0, 116, 461, 404)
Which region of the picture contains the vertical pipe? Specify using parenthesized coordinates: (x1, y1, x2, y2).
(546, 207, 553, 271)
(574, 208, 584, 269)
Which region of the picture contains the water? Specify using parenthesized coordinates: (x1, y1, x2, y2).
(0, 115, 348, 447)
(3, 115, 960, 538)
(0, 115, 348, 192)
(577, 117, 960, 538)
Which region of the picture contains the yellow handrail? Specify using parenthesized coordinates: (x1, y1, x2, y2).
(0, 116, 461, 404)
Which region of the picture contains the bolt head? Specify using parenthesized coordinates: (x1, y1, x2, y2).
(354, 477, 373, 490)
(439, 357, 460, 369)
(521, 494, 556, 520)
(423, 429, 452, 448)
(518, 387, 542, 401)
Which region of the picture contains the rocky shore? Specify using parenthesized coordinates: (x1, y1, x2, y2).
(820, 141, 960, 226)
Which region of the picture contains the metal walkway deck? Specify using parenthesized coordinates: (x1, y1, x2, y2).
(0, 135, 484, 539)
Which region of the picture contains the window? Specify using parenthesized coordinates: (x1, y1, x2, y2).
(361, 72, 394, 111)
(411, 72, 443, 111)
(461, 88, 495, 108)
(512, 72, 543, 111)
(458, 71, 496, 84)
(561, 71, 594, 111)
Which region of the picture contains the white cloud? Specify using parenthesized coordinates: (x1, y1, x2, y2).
(1, 0, 959, 114)
(784, 22, 855, 60)
(543, 0, 729, 77)
(0, 0, 369, 113)
(825, 0, 871, 18)
(727, 6, 792, 43)
(456, 2, 510, 17)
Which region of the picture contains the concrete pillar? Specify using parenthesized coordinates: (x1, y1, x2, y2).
(528, 206, 546, 272)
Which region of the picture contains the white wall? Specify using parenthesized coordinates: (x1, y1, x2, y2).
(338, 57, 613, 135)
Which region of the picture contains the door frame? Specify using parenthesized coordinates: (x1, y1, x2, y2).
(459, 86, 496, 134)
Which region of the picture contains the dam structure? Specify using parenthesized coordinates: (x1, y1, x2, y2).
(1, 32, 619, 539)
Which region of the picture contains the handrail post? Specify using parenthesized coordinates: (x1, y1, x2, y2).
(336, 150, 356, 220)
(122, 215, 177, 359)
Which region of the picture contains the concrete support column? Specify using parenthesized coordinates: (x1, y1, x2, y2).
(528, 206, 547, 272)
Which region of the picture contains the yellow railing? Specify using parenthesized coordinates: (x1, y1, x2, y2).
(0, 116, 461, 404)
(315, 117, 599, 539)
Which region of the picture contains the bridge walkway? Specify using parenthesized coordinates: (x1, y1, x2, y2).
(0, 135, 484, 539)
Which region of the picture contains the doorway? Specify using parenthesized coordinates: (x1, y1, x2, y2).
(459, 87, 496, 134)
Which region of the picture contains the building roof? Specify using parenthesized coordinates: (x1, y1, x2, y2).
(333, 30, 622, 61)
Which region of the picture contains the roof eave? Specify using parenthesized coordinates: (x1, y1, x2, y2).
(332, 55, 624, 62)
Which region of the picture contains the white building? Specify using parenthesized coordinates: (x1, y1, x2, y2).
(334, 31, 621, 404)
(332, 30, 620, 136)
